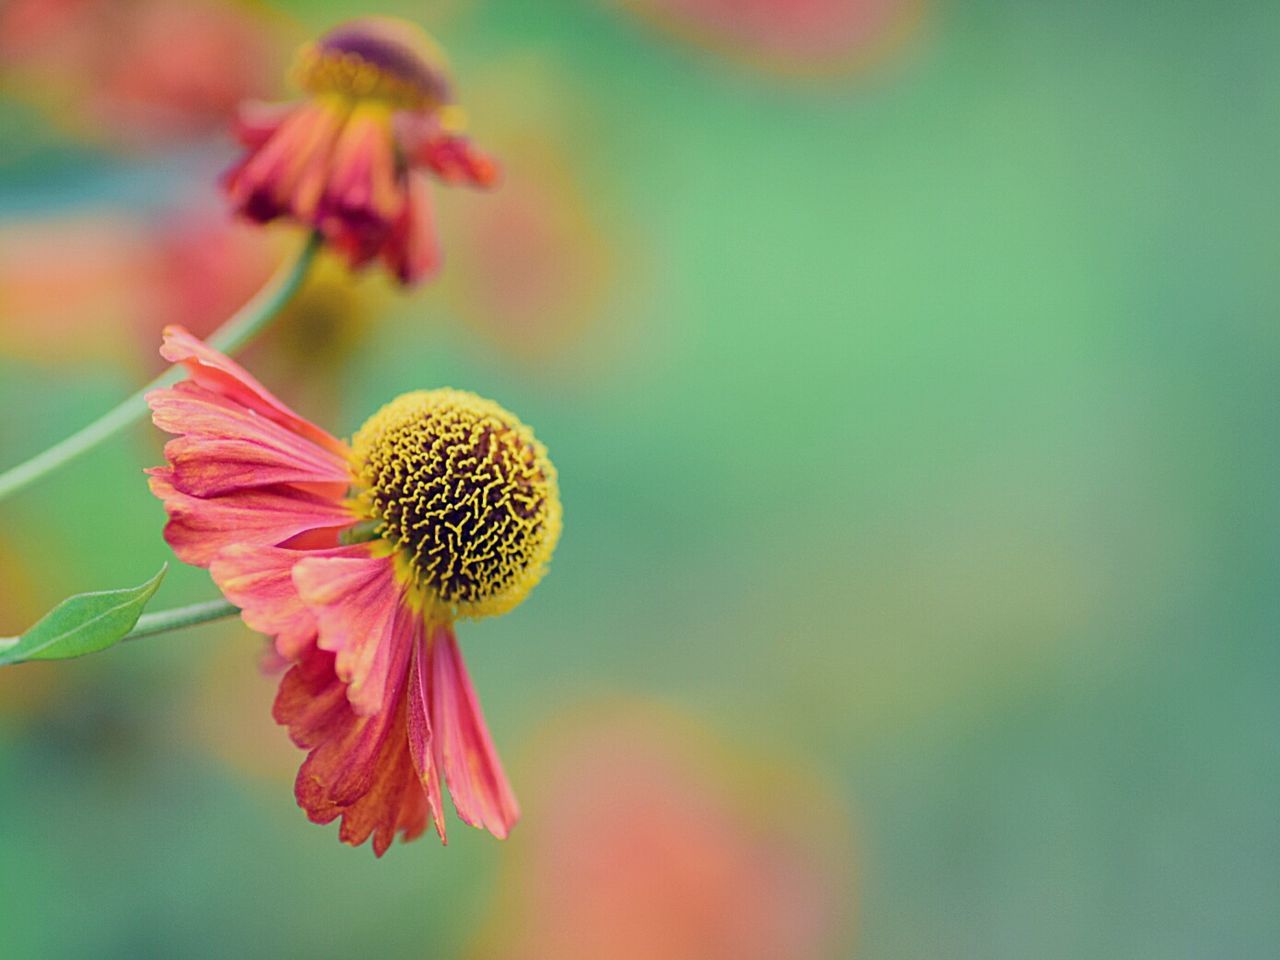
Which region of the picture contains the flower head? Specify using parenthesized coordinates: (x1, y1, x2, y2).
(353, 390, 559, 620)
(146, 326, 559, 853)
(223, 17, 498, 285)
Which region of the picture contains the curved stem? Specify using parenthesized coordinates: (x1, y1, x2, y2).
(124, 598, 240, 641)
(0, 231, 322, 503)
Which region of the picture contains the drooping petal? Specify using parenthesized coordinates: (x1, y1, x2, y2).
(408, 633, 447, 841)
(156, 325, 347, 455)
(274, 617, 429, 856)
(273, 645, 351, 750)
(148, 468, 354, 567)
(416, 132, 500, 188)
(381, 170, 441, 285)
(292, 549, 405, 717)
(150, 381, 350, 497)
(224, 99, 350, 224)
(337, 699, 431, 856)
(209, 544, 370, 661)
(427, 623, 520, 839)
(319, 100, 404, 260)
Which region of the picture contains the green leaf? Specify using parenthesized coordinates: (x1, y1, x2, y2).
(0, 565, 167, 667)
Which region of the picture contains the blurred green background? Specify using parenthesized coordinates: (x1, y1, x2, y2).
(2, 0, 1278, 957)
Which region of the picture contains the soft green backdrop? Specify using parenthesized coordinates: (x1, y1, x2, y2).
(2, 0, 1277, 956)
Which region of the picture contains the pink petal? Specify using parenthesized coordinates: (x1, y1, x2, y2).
(157, 325, 347, 456)
(408, 633, 447, 842)
(292, 551, 406, 717)
(150, 381, 350, 496)
(224, 100, 347, 224)
(209, 543, 369, 661)
(428, 623, 520, 839)
(381, 171, 441, 286)
(275, 629, 428, 856)
(148, 468, 355, 567)
(396, 114, 500, 189)
(320, 103, 402, 234)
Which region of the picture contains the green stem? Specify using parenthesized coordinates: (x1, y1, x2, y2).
(124, 598, 240, 641)
(0, 231, 322, 503)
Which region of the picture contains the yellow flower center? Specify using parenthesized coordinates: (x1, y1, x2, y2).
(294, 17, 452, 110)
(352, 389, 562, 620)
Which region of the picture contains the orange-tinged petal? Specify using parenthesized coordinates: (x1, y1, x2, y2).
(416, 132, 500, 188)
(209, 544, 370, 661)
(322, 101, 403, 229)
(275, 631, 428, 855)
(292, 550, 405, 717)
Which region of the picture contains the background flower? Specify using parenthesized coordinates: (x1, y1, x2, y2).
(471, 700, 855, 960)
(0, 0, 283, 149)
(222, 16, 499, 284)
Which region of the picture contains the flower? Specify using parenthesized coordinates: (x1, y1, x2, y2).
(146, 327, 561, 854)
(223, 16, 499, 285)
(471, 701, 855, 960)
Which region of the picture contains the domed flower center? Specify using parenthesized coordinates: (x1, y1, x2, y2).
(296, 17, 452, 109)
(352, 389, 561, 619)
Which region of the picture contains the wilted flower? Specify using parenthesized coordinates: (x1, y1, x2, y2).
(146, 327, 560, 853)
(224, 16, 499, 285)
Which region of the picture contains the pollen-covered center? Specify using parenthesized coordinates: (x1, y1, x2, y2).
(352, 389, 561, 618)
(296, 17, 452, 109)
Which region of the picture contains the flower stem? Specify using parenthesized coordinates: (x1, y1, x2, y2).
(125, 598, 240, 641)
(0, 231, 323, 503)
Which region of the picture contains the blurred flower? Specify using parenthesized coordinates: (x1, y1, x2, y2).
(613, 0, 920, 77)
(224, 17, 498, 285)
(146, 328, 561, 854)
(473, 701, 855, 960)
(0, 0, 280, 148)
(0, 212, 154, 365)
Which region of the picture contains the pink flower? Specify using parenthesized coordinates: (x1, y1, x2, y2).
(146, 327, 561, 854)
(223, 17, 499, 285)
